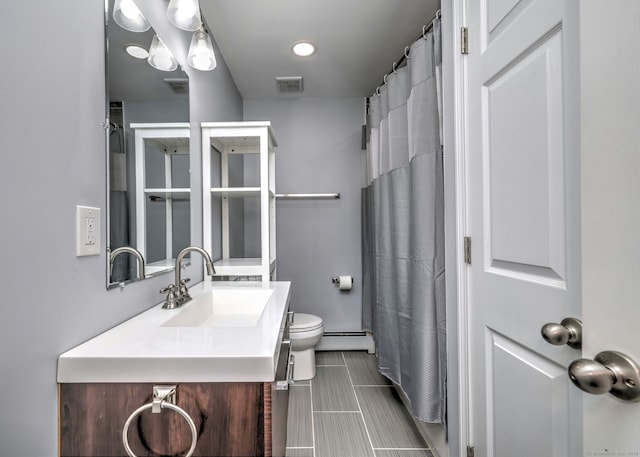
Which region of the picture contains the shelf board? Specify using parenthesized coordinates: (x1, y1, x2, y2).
(144, 188, 191, 201)
(212, 258, 276, 276)
(144, 188, 191, 194)
(210, 187, 261, 198)
(145, 137, 189, 153)
(201, 121, 278, 148)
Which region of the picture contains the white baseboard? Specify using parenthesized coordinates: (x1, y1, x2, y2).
(316, 332, 375, 353)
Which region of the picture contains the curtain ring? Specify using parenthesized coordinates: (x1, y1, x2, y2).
(392, 62, 397, 74)
(404, 46, 410, 59)
(375, 87, 380, 96)
(423, 24, 428, 39)
(383, 74, 388, 84)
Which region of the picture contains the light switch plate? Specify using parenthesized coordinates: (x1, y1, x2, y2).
(76, 206, 101, 257)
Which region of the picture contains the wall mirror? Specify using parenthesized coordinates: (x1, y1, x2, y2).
(106, 0, 191, 289)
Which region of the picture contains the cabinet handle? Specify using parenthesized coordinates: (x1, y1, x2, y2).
(276, 341, 294, 391)
(287, 352, 295, 384)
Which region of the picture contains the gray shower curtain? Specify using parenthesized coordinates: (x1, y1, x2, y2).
(362, 17, 445, 425)
(109, 125, 131, 282)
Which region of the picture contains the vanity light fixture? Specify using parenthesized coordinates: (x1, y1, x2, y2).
(187, 28, 217, 71)
(147, 34, 178, 71)
(167, 0, 202, 32)
(292, 41, 316, 57)
(113, 0, 151, 33)
(125, 44, 149, 59)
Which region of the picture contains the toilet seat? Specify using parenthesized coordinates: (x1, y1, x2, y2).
(290, 313, 323, 333)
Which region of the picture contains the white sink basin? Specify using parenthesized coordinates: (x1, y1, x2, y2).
(57, 281, 292, 383)
(162, 287, 274, 328)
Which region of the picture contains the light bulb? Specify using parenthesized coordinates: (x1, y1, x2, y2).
(175, 0, 196, 21)
(113, 0, 150, 33)
(188, 29, 217, 71)
(120, 0, 141, 19)
(167, 0, 202, 32)
(147, 35, 178, 72)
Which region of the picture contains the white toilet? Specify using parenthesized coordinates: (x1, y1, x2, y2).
(289, 313, 324, 381)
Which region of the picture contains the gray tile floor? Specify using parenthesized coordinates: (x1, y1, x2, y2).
(286, 351, 434, 457)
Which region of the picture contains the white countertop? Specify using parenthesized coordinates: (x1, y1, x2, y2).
(57, 281, 291, 383)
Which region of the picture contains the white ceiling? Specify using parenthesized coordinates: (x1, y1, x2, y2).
(200, 0, 440, 99)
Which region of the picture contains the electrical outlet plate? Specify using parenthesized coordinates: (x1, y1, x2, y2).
(76, 206, 101, 257)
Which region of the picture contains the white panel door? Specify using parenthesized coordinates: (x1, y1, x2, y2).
(467, 0, 582, 456)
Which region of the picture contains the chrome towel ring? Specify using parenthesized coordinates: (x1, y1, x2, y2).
(122, 385, 197, 457)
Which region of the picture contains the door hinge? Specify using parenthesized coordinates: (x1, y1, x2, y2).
(464, 236, 472, 264)
(461, 27, 469, 54)
(467, 445, 475, 457)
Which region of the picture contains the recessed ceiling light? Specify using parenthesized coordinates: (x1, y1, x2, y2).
(125, 44, 149, 59)
(292, 41, 316, 57)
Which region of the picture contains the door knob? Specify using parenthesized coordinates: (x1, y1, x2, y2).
(540, 317, 582, 349)
(568, 351, 640, 402)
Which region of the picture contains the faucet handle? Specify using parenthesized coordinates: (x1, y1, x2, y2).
(179, 278, 192, 303)
(160, 284, 179, 309)
(160, 284, 176, 294)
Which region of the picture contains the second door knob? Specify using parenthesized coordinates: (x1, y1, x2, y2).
(541, 317, 582, 349)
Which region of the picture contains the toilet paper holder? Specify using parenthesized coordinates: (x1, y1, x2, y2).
(331, 275, 354, 290)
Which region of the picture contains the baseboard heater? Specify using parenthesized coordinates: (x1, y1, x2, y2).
(317, 331, 375, 353)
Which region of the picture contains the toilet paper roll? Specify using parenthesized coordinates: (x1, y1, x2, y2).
(338, 275, 353, 291)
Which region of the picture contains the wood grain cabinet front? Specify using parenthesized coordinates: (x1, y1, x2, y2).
(59, 343, 291, 457)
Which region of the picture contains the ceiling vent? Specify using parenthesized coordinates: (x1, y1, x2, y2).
(163, 78, 189, 94)
(276, 76, 304, 93)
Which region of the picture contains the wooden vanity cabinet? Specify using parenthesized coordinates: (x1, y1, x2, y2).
(59, 341, 291, 457)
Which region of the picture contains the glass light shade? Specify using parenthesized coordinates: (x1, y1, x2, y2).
(125, 44, 149, 59)
(187, 29, 217, 71)
(147, 35, 178, 71)
(292, 41, 316, 57)
(167, 0, 202, 32)
(113, 0, 151, 33)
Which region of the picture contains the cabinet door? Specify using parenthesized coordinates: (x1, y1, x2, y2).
(59, 382, 265, 456)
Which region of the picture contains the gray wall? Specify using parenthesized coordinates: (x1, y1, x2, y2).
(244, 98, 364, 332)
(0, 1, 241, 455)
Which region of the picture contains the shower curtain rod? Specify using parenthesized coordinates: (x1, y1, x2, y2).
(397, 9, 440, 67)
(373, 8, 441, 96)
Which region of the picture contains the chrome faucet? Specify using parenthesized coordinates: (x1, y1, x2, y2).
(161, 246, 216, 309)
(109, 246, 146, 281)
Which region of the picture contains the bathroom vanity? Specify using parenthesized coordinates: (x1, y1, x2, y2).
(58, 281, 292, 457)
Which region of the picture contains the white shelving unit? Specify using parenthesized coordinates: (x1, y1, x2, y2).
(132, 123, 190, 268)
(201, 121, 277, 283)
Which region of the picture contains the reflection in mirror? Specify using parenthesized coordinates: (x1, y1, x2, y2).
(106, 0, 190, 289)
(132, 123, 190, 275)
